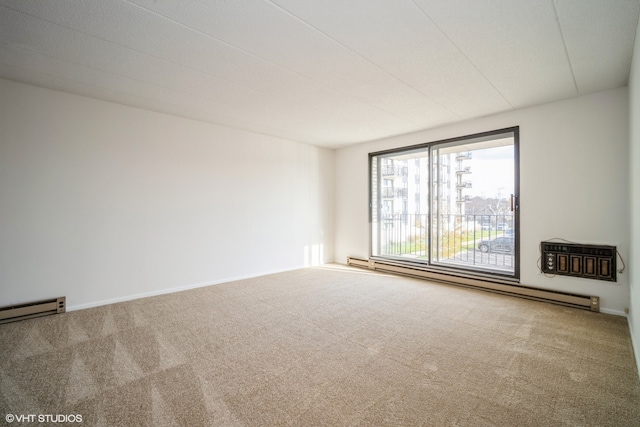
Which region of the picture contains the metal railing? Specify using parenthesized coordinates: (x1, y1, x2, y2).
(381, 165, 409, 177)
(377, 213, 515, 272)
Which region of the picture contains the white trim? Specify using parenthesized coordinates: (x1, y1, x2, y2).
(599, 308, 627, 317)
(66, 266, 303, 312)
(629, 318, 640, 381)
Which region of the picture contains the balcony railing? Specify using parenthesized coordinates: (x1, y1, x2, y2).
(381, 165, 408, 177)
(382, 187, 395, 198)
(381, 187, 409, 199)
(376, 213, 514, 273)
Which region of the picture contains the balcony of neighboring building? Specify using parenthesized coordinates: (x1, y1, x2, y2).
(381, 187, 408, 199)
(381, 165, 408, 177)
(382, 187, 395, 198)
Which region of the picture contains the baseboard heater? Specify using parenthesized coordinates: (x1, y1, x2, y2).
(347, 257, 599, 312)
(0, 297, 66, 325)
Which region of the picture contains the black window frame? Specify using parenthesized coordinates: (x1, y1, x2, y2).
(369, 126, 520, 281)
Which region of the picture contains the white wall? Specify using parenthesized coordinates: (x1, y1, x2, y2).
(0, 79, 334, 310)
(629, 26, 640, 377)
(335, 87, 630, 315)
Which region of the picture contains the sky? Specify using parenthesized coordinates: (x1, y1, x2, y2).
(466, 145, 514, 199)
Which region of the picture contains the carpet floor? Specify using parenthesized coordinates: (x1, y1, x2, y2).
(1, 265, 639, 426)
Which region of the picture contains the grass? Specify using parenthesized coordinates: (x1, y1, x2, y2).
(383, 229, 506, 258)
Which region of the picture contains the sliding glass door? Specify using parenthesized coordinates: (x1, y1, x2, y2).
(370, 128, 518, 278)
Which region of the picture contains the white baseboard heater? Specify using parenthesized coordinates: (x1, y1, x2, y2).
(347, 257, 599, 312)
(0, 297, 66, 325)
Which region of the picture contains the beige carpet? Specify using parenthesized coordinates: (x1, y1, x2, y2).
(1, 265, 639, 426)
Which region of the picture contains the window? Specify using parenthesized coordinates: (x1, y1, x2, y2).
(370, 128, 519, 279)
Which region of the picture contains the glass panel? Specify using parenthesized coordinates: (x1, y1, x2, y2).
(431, 132, 515, 274)
(371, 148, 429, 260)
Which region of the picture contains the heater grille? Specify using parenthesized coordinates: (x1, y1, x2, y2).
(0, 297, 66, 324)
(541, 242, 616, 282)
(347, 257, 599, 312)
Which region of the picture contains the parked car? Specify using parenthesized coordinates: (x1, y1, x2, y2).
(477, 236, 515, 254)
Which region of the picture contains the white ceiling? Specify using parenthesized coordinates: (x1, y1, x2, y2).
(1, 1, 639, 148)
